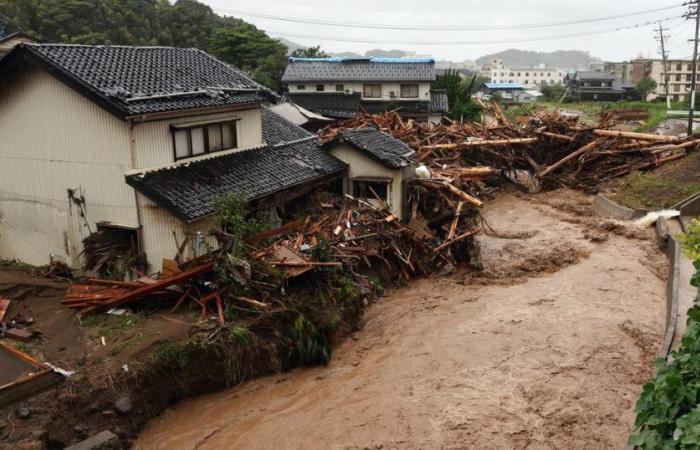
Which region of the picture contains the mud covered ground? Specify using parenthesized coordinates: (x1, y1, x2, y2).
(136, 190, 667, 450)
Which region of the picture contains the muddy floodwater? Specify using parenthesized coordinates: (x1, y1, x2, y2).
(136, 190, 666, 449)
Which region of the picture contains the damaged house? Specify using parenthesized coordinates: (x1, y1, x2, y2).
(282, 57, 448, 123)
(0, 44, 347, 270)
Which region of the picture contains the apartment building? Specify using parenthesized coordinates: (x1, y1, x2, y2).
(489, 62, 567, 88)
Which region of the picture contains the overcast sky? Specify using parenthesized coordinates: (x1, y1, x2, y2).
(201, 0, 695, 63)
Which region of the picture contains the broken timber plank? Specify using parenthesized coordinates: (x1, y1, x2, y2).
(433, 229, 480, 253)
(422, 137, 538, 150)
(538, 138, 605, 178)
(0, 298, 9, 323)
(80, 261, 215, 315)
(592, 129, 679, 142)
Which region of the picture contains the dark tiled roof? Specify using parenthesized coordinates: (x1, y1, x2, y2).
(429, 90, 449, 113)
(2, 44, 274, 117)
(126, 118, 347, 221)
(261, 107, 313, 144)
(575, 71, 617, 81)
(329, 128, 415, 169)
(282, 57, 436, 82)
(289, 93, 361, 118)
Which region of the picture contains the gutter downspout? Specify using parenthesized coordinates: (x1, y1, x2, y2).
(127, 119, 144, 255)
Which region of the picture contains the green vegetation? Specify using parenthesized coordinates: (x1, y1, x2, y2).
(680, 219, 700, 261)
(14, 343, 32, 354)
(227, 324, 251, 347)
(538, 100, 680, 131)
(291, 45, 328, 58)
(540, 83, 567, 102)
(0, 0, 288, 90)
(433, 69, 486, 122)
(636, 77, 658, 103)
(629, 228, 700, 447)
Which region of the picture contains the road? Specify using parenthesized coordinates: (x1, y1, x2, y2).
(135, 190, 666, 450)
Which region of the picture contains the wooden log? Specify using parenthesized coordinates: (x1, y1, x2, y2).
(234, 296, 271, 310)
(538, 138, 605, 178)
(447, 202, 464, 241)
(422, 137, 538, 150)
(433, 228, 480, 253)
(536, 131, 574, 141)
(246, 218, 306, 245)
(592, 129, 679, 142)
(0, 298, 10, 323)
(413, 180, 483, 207)
(267, 261, 342, 267)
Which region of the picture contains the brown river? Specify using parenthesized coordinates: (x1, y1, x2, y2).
(135, 190, 666, 449)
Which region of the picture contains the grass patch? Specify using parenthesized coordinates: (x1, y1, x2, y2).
(607, 151, 700, 209)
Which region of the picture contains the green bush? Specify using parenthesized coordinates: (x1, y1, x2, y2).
(680, 219, 700, 261)
(630, 259, 700, 447)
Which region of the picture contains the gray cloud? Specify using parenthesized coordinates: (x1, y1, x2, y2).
(203, 0, 694, 62)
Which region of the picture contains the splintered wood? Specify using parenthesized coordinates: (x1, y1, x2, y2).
(319, 105, 699, 192)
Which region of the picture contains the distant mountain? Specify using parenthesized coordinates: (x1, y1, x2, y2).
(275, 37, 305, 55)
(274, 39, 416, 59)
(476, 49, 600, 70)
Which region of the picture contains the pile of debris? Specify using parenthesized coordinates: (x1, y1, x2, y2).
(64, 191, 482, 320)
(320, 104, 699, 192)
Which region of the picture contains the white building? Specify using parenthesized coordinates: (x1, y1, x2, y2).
(0, 44, 347, 271)
(490, 62, 567, 88)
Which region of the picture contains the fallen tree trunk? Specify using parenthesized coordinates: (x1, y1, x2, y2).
(422, 137, 538, 150)
(538, 138, 606, 178)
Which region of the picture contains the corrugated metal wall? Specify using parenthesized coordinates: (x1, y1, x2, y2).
(329, 144, 406, 219)
(131, 108, 262, 169)
(0, 67, 135, 266)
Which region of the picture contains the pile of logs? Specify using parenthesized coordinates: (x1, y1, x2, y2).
(319, 104, 699, 192)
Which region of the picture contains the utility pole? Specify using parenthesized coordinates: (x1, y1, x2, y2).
(687, 0, 700, 136)
(655, 22, 671, 109)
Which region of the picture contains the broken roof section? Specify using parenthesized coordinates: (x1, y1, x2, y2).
(125, 108, 347, 222)
(429, 89, 449, 114)
(0, 44, 277, 118)
(282, 57, 436, 82)
(328, 128, 416, 169)
(269, 102, 333, 127)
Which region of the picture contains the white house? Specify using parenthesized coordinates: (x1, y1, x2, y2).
(282, 57, 448, 122)
(0, 44, 346, 271)
(325, 128, 416, 220)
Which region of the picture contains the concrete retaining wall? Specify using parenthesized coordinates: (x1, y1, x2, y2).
(592, 193, 649, 220)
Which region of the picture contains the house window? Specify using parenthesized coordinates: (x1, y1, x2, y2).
(674, 85, 680, 92)
(676, 74, 682, 81)
(316, 84, 325, 92)
(363, 83, 381, 98)
(689, 64, 694, 71)
(335, 84, 344, 92)
(676, 63, 682, 71)
(172, 121, 237, 161)
(352, 179, 390, 205)
(400, 84, 419, 98)
(296, 85, 306, 90)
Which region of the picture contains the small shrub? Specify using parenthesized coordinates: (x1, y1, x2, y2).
(228, 324, 251, 347)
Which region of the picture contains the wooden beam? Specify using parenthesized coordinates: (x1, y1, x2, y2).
(592, 129, 679, 142)
(538, 138, 605, 178)
(422, 137, 538, 150)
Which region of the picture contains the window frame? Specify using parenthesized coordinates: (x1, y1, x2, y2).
(363, 83, 382, 98)
(335, 84, 345, 92)
(315, 84, 325, 92)
(296, 84, 306, 90)
(171, 120, 238, 162)
(400, 83, 419, 98)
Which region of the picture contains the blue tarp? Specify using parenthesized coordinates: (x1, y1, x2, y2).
(485, 83, 524, 90)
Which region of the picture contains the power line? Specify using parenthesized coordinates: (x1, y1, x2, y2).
(265, 15, 681, 46)
(215, 3, 686, 31)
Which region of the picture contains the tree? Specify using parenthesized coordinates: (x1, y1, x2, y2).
(208, 20, 288, 91)
(540, 83, 567, 102)
(635, 77, 657, 102)
(291, 45, 327, 58)
(0, 0, 289, 90)
(433, 70, 483, 122)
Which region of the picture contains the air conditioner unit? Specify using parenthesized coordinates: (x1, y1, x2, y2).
(344, 88, 354, 95)
(389, 91, 397, 98)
